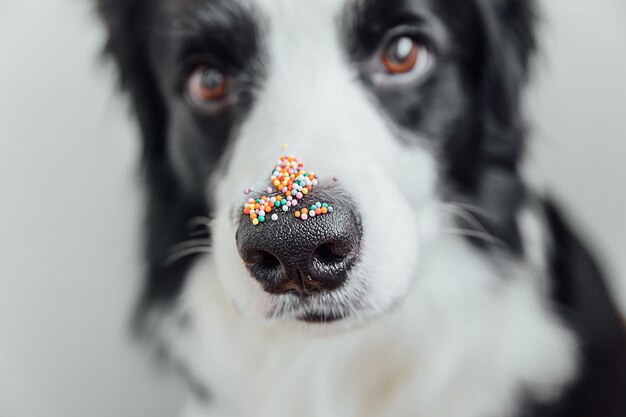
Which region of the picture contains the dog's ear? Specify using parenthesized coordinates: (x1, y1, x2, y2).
(97, 0, 167, 159)
(476, 0, 537, 166)
(97, 1, 204, 329)
(445, 0, 537, 252)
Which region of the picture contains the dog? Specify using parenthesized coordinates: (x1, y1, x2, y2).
(96, 0, 626, 416)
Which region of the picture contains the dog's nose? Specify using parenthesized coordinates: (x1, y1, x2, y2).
(236, 194, 361, 295)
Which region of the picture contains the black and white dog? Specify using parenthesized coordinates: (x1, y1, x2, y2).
(96, 0, 626, 416)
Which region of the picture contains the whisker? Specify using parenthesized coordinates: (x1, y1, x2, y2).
(164, 247, 212, 266)
(444, 201, 498, 221)
(439, 203, 491, 236)
(441, 228, 503, 246)
(168, 239, 212, 253)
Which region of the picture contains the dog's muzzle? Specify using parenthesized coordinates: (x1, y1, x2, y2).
(236, 188, 362, 296)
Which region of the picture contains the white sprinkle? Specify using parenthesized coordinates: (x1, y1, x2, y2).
(271, 214, 278, 221)
(310, 211, 315, 217)
(282, 205, 289, 212)
(301, 213, 308, 220)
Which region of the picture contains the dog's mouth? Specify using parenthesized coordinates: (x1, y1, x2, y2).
(299, 311, 346, 323)
(267, 287, 365, 324)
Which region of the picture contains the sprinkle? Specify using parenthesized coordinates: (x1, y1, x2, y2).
(241, 152, 334, 225)
(282, 143, 289, 150)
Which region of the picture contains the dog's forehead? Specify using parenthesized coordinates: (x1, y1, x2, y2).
(249, 0, 347, 19)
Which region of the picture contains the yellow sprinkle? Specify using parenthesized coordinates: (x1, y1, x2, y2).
(252, 218, 259, 225)
(282, 143, 289, 150)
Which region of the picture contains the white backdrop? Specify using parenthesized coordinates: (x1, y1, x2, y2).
(0, 1, 624, 416)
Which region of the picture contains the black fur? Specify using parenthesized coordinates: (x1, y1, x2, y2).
(97, 0, 264, 327)
(518, 200, 626, 417)
(344, 0, 536, 252)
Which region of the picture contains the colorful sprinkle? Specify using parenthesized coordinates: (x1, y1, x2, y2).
(241, 152, 334, 225)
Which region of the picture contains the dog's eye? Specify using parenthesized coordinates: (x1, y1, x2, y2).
(186, 65, 228, 104)
(382, 35, 429, 76)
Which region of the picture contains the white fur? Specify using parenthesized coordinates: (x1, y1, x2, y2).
(169, 209, 577, 417)
(159, 1, 579, 416)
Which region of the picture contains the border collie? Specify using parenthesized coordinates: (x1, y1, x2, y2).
(96, 0, 626, 416)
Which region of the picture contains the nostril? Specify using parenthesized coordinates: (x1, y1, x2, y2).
(246, 250, 285, 290)
(253, 250, 281, 270)
(313, 242, 347, 265)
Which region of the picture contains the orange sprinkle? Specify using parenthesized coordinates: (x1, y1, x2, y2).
(321, 207, 328, 214)
(302, 208, 308, 214)
(295, 211, 301, 218)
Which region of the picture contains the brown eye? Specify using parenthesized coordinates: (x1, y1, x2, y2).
(186, 65, 228, 104)
(382, 36, 420, 74)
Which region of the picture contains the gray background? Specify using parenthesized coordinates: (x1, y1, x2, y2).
(0, 1, 624, 416)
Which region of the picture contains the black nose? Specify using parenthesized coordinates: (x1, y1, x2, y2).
(236, 193, 362, 296)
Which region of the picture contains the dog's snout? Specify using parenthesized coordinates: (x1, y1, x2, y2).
(237, 193, 361, 295)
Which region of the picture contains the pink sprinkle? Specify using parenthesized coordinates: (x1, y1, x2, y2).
(296, 192, 303, 199)
(266, 186, 273, 193)
(301, 213, 308, 220)
(247, 198, 254, 203)
(287, 196, 293, 201)
(282, 187, 288, 193)
(291, 200, 298, 206)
